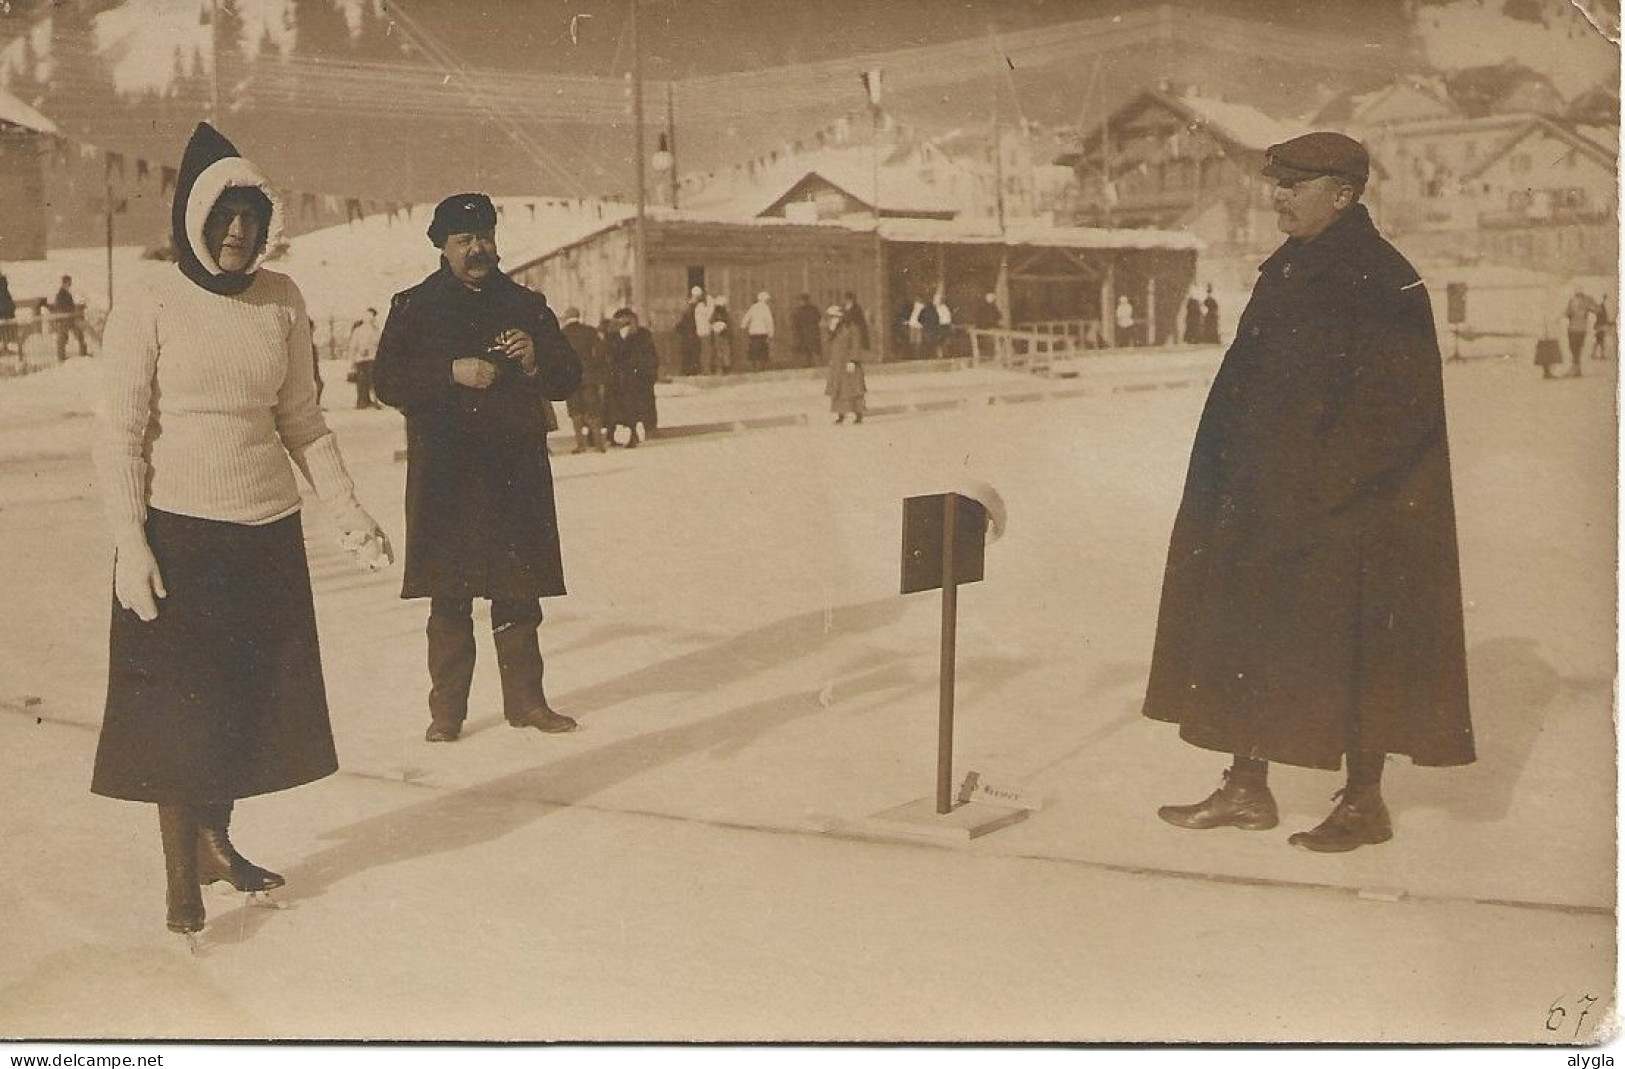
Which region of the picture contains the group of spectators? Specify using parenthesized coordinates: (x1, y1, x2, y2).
(345, 300, 659, 451)
(673, 287, 831, 374)
(893, 290, 1003, 359)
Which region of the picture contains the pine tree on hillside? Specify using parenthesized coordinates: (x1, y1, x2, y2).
(7, 33, 47, 107)
(209, 0, 248, 113)
(38, 3, 118, 138)
(288, 0, 353, 59)
(354, 0, 404, 63)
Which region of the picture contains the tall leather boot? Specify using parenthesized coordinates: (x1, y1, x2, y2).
(157, 805, 205, 934)
(493, 604, 577, 733)
(426, 608, 476, 741)
(196, 801, 284, 892)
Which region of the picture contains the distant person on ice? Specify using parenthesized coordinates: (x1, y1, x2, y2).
(1201, 284, 1221, 344)
(825, 298, 867, 424)
(561, 306, 609, 453)
(791, 292, 822, 367)
(740, 290, 775, 371)
(52, 274, 89, 360)
(1564, 288, 1593, 377)
(373, 192, 583, 744)
(1184, 288, 1202, 344)
(1114, 294, 1136, 347)
(348, 305, 382, 409)
(675, 285, 706, 376)
(0, 269, 16, 359)
(1143, 132, 1473, 853)
(90, 122, 392, 937)
(604, 306, 660, 447)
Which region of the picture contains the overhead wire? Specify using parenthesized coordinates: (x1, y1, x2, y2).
(379, 0, 589, 196)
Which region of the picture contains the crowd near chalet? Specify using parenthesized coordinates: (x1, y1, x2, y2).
(0, 27, 1617, 377)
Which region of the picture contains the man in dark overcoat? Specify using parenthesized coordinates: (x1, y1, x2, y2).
(1143, 133, 1473, 852)
(374, 193, 583, 743)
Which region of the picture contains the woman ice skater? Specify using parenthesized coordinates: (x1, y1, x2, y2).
(91, 122, 392, 938)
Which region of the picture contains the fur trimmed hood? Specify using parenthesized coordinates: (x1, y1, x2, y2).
(171, 122, 284, 295)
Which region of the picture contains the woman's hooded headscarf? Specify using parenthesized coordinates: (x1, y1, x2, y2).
(171, 122, 283, 296)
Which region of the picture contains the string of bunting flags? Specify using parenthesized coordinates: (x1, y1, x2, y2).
(44, 130, 423, 231)
(39, 128, 654, 234)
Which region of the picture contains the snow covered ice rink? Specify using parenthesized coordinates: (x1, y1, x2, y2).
(0, 331, 1614, 1042)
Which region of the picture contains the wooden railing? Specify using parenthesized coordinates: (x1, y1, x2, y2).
(1019, 319, 1105, 346)
(968, 318, 1115, 372)
(0, 310, 100, 377)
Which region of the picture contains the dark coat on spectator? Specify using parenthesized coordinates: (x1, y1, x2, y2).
(374, 265, 581, 599)
(1142, 205, 1473, 771)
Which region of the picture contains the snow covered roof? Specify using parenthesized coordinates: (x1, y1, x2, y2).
(682, 144, 967, 219)
(510, 211, 1202, 274)
(0, 88, 57, 135)
(1571, 124, 1620, 158)
(1058, 89, 1306, 167)
(1315, 76, 1460, 127)
(1461, 116, 1617, 181)
(874, 217, 1202, 252)
(1163, 92, 1306, 153)
(270, 195, 634, 324)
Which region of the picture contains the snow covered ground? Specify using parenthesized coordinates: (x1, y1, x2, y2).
(0, 335, 1614, 1043)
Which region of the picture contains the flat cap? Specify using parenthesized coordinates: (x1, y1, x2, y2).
(1261, 132, 1369, 184)
(427, 192, 498, 246)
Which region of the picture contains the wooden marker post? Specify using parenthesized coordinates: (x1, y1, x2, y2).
(883, 491, 1027, 839)
(937, 492, 959, 813)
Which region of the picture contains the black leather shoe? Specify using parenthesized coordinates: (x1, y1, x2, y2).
(507, 706, 578, 733)
(1158, 774, 1279, 831)
(1288, 789, 1392, 852)
(425, 720, 462, 742)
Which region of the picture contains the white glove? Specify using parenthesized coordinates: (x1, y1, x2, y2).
(113, 530, 167, 622)
(334, 500, 395, 572)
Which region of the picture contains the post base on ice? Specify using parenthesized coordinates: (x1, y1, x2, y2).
(867, 797, 1028, 842)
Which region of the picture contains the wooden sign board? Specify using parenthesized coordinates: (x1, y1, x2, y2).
(900, 492, 987, 595)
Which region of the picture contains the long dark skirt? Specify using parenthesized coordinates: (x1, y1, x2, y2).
(91, 508, 338, 804)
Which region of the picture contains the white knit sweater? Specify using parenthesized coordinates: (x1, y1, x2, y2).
(95, 266, 355, 541)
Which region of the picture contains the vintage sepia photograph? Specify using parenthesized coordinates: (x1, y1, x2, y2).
(0, 0, 1617, 1051)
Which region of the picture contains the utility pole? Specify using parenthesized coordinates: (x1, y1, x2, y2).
(209, 0, 220, 125)
(630, 0, 648, 316)
(992, 98, 1009, 329)
(104, 150, 114, 308)
(665, 83, 679, 209)
(992, 101, 1006, 234)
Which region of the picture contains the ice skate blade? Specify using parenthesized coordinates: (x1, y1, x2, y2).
(170, 930, 202, 955)
(246, 890, 284, 910)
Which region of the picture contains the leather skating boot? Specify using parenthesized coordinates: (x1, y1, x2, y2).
(425, 608, 476, 742)
(1158, 772, 1279, 831)
(158, 805, 205, 935)
(1288, 787, 1393, 852)
(196, 801, 284, 892)
(494, 605, 577, 734)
